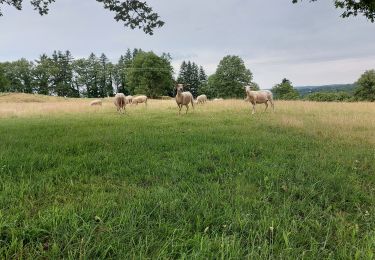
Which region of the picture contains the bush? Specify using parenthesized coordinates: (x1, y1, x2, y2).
(305, 91, 352, 102)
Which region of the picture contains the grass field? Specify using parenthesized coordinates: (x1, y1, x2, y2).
(0, 93, 374, 259)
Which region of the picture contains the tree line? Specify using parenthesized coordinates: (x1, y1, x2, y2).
(0, 49, 176, 98)
(1, 51, 374, 102)
(270, 72, 375, 102)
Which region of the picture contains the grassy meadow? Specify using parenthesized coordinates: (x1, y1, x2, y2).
(0, 93, 374, 259)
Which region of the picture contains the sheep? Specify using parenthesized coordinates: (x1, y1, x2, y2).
(125, 95, 133, 104)
(175, 84, 194, 114)
(213, 98, 224, 101)
(113, 93, 127, 113)
(196, 94, 207, 104)
(90, 99, 102, 106)
(132, 95, 148, 105)
(244, 86, 274, 115)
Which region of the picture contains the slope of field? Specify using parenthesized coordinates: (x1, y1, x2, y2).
(0, 94, 374, 258)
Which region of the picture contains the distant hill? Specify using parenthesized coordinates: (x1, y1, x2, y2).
(295, 84, 356, 97)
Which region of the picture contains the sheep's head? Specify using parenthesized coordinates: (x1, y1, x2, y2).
(176, 84, 184, 94)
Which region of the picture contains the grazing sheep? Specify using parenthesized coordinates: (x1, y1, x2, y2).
(213, 98, 224, 101)
(132, 95, 148, 105)
(245, 86, 274, 115)
(196, 94, 207, 104)
(125, 95, 133, 104)
(175, 84, 194, 114)
(114, 93, 127, 113)
(90, 99, 102, 106)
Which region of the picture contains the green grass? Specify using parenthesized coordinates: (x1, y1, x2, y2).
(0, 103, 374, 259)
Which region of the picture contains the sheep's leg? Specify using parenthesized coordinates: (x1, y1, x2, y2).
(186, 105, 189, 114)
(264, 102, 269, 112)
(178, 104, 182, 115)
(270, 99, 275, 112)
(252, 104, 256, 115)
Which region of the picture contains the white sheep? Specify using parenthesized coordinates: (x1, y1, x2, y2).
(175, 84, 194, 114)
(90, 99, 102, 106)
(125, 95, 133, 104)
(244, 86, 274, 115)
(113, 93, 127, 113)
(132, 95, 148, 105)
(196, 94, 207, 104)
(213, 98, 224, 101)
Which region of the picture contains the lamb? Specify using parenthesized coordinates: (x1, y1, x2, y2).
(244, 86, 274, 115)
(132, 95, 148, 105)
(90, 99, 102, 106)
(113, 93, 127, 113)
(175, 84, 194, 114)
(196, 94, 207, 104)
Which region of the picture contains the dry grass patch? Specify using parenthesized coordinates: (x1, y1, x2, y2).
(1, 94, 375, 144)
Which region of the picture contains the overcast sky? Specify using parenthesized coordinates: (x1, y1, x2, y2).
(0, 0, 374, 88)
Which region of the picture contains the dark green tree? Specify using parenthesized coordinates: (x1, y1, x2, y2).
(33, 54, 53, 95)
(86, 53, 101, 97)
(198, 66, 207, 83)
(199, 74, 218, 98)
(72, 58, 89, 96)
(0, 63, 10, 92)
(177, 61, 187, 84)
(127, 51, 174, 98)
(113, 49, 133, 94)
(3, 59, 34, 93)
(177, 61, 205, 97)
(213, 55, 252, 98)
(271, 78, 299, 100)
(50, 50, 78, 97)
(354, 69, 375, 101)
(98, 53, 114, 97)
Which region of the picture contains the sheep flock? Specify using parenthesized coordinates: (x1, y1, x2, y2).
(93, 84, 274, 115)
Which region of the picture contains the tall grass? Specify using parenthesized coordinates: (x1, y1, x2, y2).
(0, 94, 374, 258)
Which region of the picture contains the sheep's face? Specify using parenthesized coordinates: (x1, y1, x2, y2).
(176, 84, 184, 94)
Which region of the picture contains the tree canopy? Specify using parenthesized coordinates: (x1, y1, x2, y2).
(177, 61, 207, 98)
(126, 51, 174, 98)
(211, 55, 252, 98)
(354, 69, 375, 101)
(271, 78, 300, 100)
(293, 0, 375, 22)
(0, 0, 164, 35)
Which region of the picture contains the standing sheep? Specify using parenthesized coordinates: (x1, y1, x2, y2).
(245, 86, 274, 115)
(196, 94, 207, 104)
(132, 95, 148, 105)
(125, 95, 133, 104)
(175, 84, 194, 114)
(114, 93, 127, 114)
